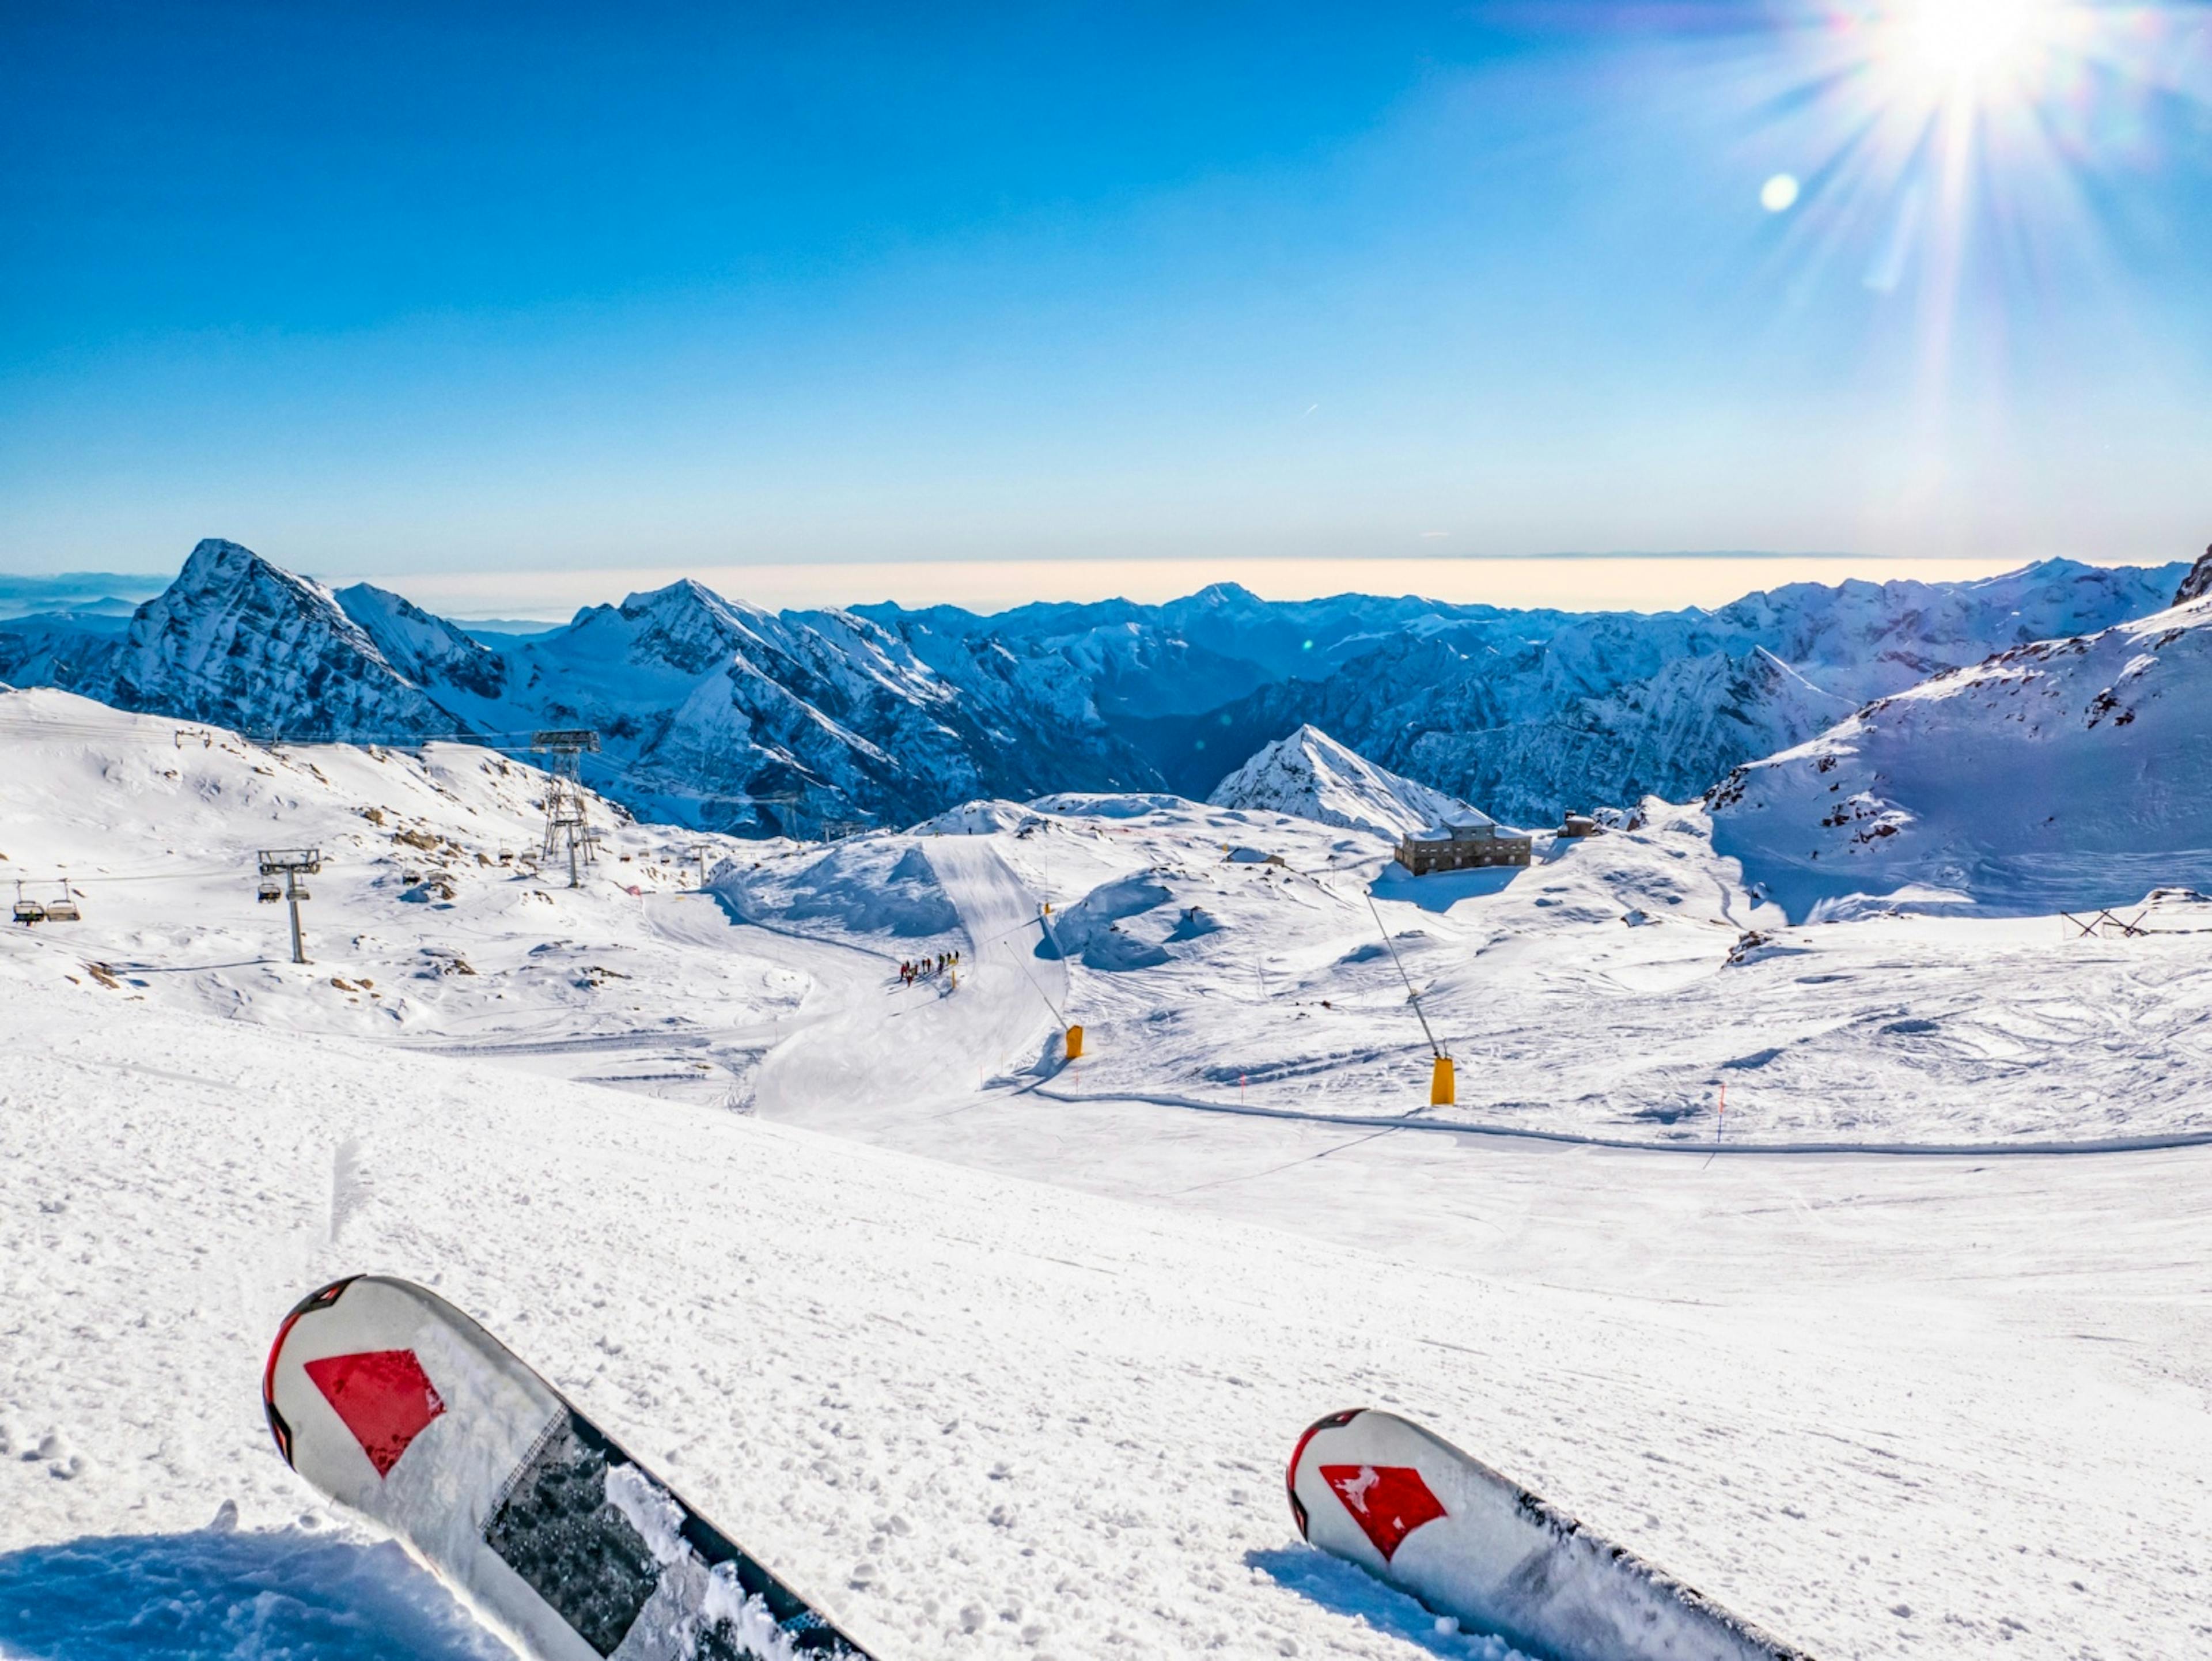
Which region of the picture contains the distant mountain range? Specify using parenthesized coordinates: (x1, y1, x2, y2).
(0, 572, 169, 622)
(0, 537, 2191, 832)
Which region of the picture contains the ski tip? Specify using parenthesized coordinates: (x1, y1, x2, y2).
(1286, 1408, 1365, 1539)
(261, 1275, 362, 1469)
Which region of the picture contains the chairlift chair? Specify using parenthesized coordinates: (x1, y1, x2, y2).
(257, 878, 283, 904)
(43, 883, 80, 923)
(12, 898, 46, 926)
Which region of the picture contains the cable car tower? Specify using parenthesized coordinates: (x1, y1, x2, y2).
(256, 848, 322, 964)
(531, 729, 601, 888)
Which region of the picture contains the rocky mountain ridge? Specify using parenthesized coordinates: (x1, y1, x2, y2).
(0, 538, 2192, 831)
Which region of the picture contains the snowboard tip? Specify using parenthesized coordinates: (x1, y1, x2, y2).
(1286, 1407, 1365, 1539)
(261, 1274, 363, 1469)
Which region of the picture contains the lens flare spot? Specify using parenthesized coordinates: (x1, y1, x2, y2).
(1761, 173, 1801, 213)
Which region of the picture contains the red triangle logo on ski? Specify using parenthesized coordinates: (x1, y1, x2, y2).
(304, 1348, 446, 1477)
(1319, 1462, 1446, 1561)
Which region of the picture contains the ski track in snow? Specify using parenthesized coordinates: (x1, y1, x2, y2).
(748, 837, 1065, 1129)
(3, 690, 2212, 1659)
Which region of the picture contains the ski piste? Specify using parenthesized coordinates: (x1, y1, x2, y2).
(263, 1274, 875, 1661)
(1287, 1408, 1814, 1661)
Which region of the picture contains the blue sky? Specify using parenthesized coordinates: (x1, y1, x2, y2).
(3, 1, 2208, 607)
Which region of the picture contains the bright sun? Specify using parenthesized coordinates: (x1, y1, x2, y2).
(1877, 0, 2070, 102)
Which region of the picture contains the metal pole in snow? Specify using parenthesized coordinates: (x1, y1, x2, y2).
(286, 869, 307, 965)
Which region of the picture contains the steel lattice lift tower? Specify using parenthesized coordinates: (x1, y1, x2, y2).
(531, 729, 601, 887)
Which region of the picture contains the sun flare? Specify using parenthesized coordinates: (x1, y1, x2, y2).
(1744, 0, 2190, 399)
(1874, 0, 2071, 103)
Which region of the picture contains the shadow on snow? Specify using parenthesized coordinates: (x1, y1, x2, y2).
(0, 1520, 504, 1661)
(1247, 1544, 1532, 1661)
(1368, 864, 1521, 915)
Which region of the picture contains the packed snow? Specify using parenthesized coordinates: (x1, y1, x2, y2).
(2, 685, 2210, 1660)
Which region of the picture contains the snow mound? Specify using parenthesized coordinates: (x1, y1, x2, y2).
(715, 835, 960, 939)
(1046, 872, 1177, 970)
(0, 1525, 507, 1661)
(1025, 790, 1194, 819)
(911, 799, 1030, 835)
(1209, 725, 1485, 839)
(1710, 596, 2212, 918)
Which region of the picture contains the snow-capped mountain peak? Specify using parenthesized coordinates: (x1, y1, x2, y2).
(105, 538, 453, 739)
(1206, 723, 1490, 838)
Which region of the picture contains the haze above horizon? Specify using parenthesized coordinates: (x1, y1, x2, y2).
(4, 2, 2209, 600)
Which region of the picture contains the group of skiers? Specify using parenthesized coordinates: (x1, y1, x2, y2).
(898, 951, 959, 987)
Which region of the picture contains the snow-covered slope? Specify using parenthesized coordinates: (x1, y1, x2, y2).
(706, 788, 2212, 1148)
(1709, 593, 2212, 918)
(1207, 724, 1484, 838)
(0, 687, 783, 1070)
(18, 970, 2211, 1661)
(6, 762, 2211, 1661)
(5, 684, 2212, 1661)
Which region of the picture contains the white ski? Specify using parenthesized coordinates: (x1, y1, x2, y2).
(1287, 1407, 1812, 1661)
(263, 1274, 872, 1661)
